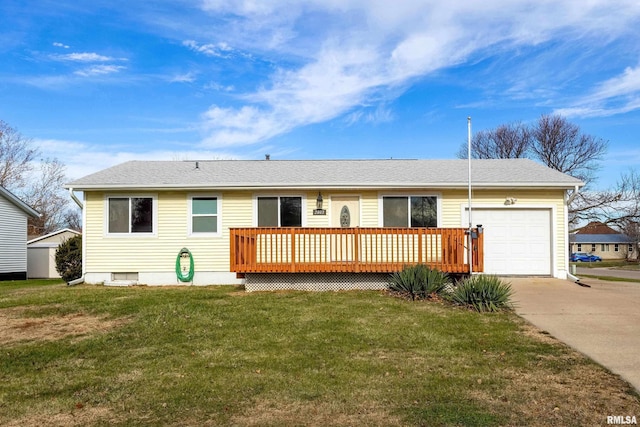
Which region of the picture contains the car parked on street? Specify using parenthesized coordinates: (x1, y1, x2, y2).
(570, 252, 602, 262)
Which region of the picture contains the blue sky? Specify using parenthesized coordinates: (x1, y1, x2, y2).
(1, 0, 639, 189)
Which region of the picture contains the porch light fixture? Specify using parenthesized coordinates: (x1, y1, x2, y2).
(313, 192, 326, 215)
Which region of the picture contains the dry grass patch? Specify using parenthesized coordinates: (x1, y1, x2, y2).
(0, 306, 129, 346)
(2, 406, 120, 427)
(230, 399, 404, 427)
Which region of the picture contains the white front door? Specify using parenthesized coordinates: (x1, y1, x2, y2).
(330, 196, 360, 261)
(331, 196, 360, 228)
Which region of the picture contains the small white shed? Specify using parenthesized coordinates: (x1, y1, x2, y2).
(0, 186, 40, 280)
(27, 229, 81, 279)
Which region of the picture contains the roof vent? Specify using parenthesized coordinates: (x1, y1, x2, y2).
(195, 161, 200, 170)
(265, 154, 270, 160)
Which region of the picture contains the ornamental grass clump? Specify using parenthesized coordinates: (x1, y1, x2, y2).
(447, 275, 513, 312)
(388, 264, 451, 300)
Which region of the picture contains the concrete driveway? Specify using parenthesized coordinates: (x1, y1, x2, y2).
(508, 276, 640, 392)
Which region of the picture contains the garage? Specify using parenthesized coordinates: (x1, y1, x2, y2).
(468, 208, 552, 275)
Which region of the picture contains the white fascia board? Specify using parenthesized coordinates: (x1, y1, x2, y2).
(65, 182, 584, 192)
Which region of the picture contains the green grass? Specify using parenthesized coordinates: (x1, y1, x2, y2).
(571, 260, 640, 269)
(0, 281, 638, 426)
(574, 274, 640, 284)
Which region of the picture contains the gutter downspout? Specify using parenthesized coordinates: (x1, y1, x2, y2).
(69, 188, 83, 209)
(68, 276, 85, 286)
(566, 184, 580, 206)
(67, 187, 85, 285)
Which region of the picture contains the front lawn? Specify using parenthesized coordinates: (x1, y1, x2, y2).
(572, 260, 640, 269)
(0, 281, 638, 426)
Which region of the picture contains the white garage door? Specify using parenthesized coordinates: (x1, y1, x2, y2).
(468, 209, 552, 275)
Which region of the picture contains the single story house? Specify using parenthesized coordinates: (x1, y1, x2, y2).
(27, 228, 82, 279)
(570, 222, 637, 260)
(0, 185, 40, 280)
(65, 158, 583, 290)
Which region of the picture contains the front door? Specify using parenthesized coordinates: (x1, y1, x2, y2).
(329, 196, 360, 261)
(331, 196, 360, 227)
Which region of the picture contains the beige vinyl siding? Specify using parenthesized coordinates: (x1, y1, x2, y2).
(360, 191, 379, 227)
(85, 191, 254, 274)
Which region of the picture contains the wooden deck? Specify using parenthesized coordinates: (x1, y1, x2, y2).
(230, 227, 483, 274)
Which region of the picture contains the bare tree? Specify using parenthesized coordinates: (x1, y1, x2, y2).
(569, 169, 640, 259)
(530, 115, 607, 187)
(23, 159, 71, 236)
(0, 120, 37, 189)
(0, 120, 80, 236)
(456, 122, 531, 159)
(457, 114, 607, 188)
(63, 209, 82, 231)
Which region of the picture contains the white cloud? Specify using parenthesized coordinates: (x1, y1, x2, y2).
(183, 40, 233, 57)
(34, 138, 241, 181)
(555, 65, 640, 118)
(53, 42, 70, 49)
(74, 65, 126, 77)
(195, 0, 640, 147)
(170, 72, 197, 83)
(54, 52, 118, 62)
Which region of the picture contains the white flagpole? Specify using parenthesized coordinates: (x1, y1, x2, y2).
(468, 116, 473, 274)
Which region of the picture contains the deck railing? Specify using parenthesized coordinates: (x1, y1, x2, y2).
(230, 227, 483, 274)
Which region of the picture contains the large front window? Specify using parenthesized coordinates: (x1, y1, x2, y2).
(257, 196, 302, 227)
(383, 196, 437, 227)
(108, 197, 154, 234)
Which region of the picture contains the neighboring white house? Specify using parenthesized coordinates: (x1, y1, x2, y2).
(0, 185, 40, 281)
(65, 158, 584, 288)
(27, 228, 82, 279)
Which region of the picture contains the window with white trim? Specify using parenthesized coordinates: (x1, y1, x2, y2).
(577, 244, 582, 252)
(382, 196, 437, 227)
(108, 197, 154, 234)
(257, 196, 302, 227)
(591, 244, 596, 252)
(190, 196, 220, 235)
(630, 244, 634, 252)
(601, 244, 609, 251)
(614, 244, 619, 252)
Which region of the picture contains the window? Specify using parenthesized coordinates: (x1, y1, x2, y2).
(591, 244, 596, 252)
(630, 244, 634, 252)
(257, 196, 302, 227)
(108, 197, 154, 234)
(601, 244, 609, 251)
(615, 244, 619, 252)
(190, 196, 220, 235)
(382, 196, 437, 227)
(577, 244, 582, 252)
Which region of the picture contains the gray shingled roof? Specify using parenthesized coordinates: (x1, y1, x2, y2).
(65, 158, 584, 190)
(570, 234, 633, 244)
